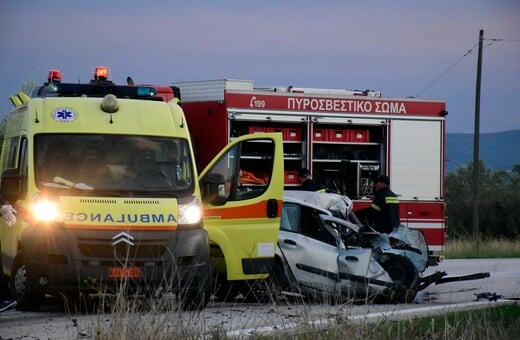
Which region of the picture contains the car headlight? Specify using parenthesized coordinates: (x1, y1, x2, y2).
(32, 199, 63, 223)
(178, 196, 202, 225)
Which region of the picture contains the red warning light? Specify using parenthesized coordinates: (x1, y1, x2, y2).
(94, 66, 109, 81)
(47, 69, 62, 83)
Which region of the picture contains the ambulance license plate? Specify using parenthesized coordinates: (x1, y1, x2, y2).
(108, 267, 141, 278)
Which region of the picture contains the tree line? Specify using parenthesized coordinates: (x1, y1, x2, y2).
(446, 161, 520, 239)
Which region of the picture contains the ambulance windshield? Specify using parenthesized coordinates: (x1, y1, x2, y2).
(34, 134, 195, 196)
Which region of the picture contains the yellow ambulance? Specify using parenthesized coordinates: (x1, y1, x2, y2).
(0, 67, 284, 310)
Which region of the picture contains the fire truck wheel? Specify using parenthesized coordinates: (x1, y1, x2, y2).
(10, 252, 44, 311)
(380, 254, 419, 303)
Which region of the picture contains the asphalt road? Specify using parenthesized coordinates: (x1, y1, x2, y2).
(0, 258, 518, 339)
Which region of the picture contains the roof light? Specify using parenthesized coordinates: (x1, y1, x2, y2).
(47, 69, 62, 83)
(137, 87, 157, 96)
(94, 66, 109, 81)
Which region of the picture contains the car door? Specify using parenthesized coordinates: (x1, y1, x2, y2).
(199, 132, 284, 281)
(278, 202, 339, 294)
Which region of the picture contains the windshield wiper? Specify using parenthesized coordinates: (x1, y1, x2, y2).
(41, 176, 94, 190)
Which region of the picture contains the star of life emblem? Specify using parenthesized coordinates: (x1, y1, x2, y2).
(51, 107, 78, 122)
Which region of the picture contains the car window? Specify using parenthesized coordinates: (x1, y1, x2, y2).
(281, 203, 300, 232)
(300, 205, 337, 246)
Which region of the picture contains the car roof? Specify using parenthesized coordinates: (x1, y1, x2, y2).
(284, 191, 354, 219)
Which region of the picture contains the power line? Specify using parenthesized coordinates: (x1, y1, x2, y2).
(415, 42, 478, 97)
(415, 37, 519, 97)
(485, 38, 520, 42)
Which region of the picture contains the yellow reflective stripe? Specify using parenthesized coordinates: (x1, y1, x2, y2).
(371, 203, 381, 211)
(385, 197, 400, 204)
(316, 188, 326, 193)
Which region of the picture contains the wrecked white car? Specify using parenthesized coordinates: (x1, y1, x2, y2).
(271, 191, 489, 303)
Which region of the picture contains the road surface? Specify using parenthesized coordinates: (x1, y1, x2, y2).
(0, 258, 518, 338)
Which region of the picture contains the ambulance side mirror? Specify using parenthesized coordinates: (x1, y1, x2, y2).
(201, 173, 227, 206)
(1, 168, 22, 203)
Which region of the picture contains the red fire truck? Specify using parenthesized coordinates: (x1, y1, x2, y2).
(173, 80, 447, 251)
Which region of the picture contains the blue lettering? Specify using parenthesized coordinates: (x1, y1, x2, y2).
(66, 212, 179, 224)
(104, 214, 114, 223)
(91, 213, 101, 222)
(152, 214, 164, 223)
(63, 212, 73, 221)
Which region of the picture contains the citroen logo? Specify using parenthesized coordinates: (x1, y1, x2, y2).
(112, 231, 135, 246)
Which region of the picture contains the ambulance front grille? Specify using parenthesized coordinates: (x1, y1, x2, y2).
(77, 241, 167, 259)
(79, 199, 161, 205)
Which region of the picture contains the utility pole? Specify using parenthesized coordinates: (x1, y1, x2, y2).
(472, 29, 483, 252)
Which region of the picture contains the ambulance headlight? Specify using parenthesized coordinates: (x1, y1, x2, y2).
(32, 200, 63, 223)
(178, 196, 202, 225)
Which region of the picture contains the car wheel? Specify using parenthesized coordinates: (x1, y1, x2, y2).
(10, 253, 44, 311)
(380, 254, 419, 303)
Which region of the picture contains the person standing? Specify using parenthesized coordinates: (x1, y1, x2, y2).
(0, 196, 17, 312)
(0, 197, 16, 227)
(369, 175, 400, 233)
(298, 168, 326, 192)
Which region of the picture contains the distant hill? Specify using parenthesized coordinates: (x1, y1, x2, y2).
(446, 130, 520, 172)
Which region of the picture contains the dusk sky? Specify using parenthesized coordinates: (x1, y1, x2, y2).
(1, 1, 519, 133)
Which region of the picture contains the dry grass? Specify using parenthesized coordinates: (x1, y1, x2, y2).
(77, 298, 519, 339)
(443, 238, 520, 259)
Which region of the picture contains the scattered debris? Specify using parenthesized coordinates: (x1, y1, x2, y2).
(475, 292, 502, 302)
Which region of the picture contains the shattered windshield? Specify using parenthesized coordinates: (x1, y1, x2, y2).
(34, 134, 195, 196)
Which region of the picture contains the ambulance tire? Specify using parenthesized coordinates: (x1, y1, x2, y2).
(380, 254, 419, 304)
(10, 252, 44, 311)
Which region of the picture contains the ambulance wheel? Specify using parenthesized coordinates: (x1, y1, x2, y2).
(10, 253, 44, 311)
(380, 254, 419, 303)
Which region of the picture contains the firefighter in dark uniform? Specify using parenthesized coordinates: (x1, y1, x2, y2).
(298, 168, 326, 192)
(369, 175, 400, 233)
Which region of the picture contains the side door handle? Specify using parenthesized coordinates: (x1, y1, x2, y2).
(283, 239, 297, 246)
(266, 198, 278, 218)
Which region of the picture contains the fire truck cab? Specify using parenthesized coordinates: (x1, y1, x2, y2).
(174, 79, 447, 251)
(0, 69, 284, 310)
